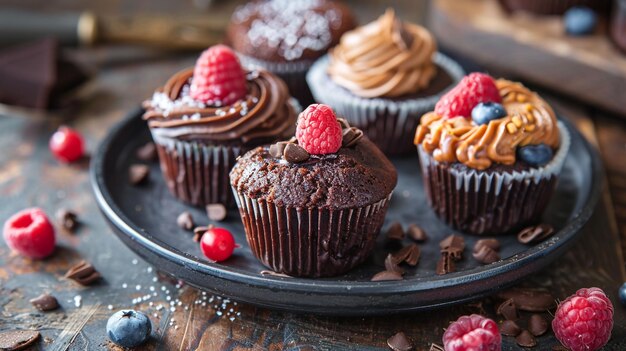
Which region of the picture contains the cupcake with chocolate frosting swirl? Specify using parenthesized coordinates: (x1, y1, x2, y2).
(307, 9, 465, 155)
(143, 45, 297, 207)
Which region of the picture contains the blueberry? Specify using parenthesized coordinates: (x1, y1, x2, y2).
(517, 144, 554, 167)
(619, 283, 626, 306)
(471, 102, 507, 125)
(564, 7, 597, 36)
(106, 310, 151, 348)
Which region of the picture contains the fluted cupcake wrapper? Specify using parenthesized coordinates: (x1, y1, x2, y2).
(498, 0, 610, 15)
(418, 122, 571, 235)
(306, 52, 465, 155)
(233, 190, 393, 277)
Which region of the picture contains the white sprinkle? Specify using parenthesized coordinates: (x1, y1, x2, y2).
(135, 285, 141, 291)
(161, 286, 167, 291)
(152, 277, 158, 282)
(166, 296, 171, 301)
(153, 313, 158, 318)
(74, 295, 82, 308)
(149, 302, 153, 306)
(174, 325, 179, 330)
(153, 292, 158, 297)
(149, 286, 155, 292)
(229, 317, 235, 322)
(156, 304, 163, 311)
(170, 307, 176, 312)
(132, 259, 138, 265)
(147, 267, 153, 273)
(107, 304, 113, 310)
(122, 283, 128, 289)
(216, 311, 222, 316)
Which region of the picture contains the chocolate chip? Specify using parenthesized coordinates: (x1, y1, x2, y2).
(528, 314, 548, 336)
(56, 208, 78, 232)
(129, 164, 149, 185)
(517, 224, 555, 244)
(387, 331, 412, 351)
(64, 260, 101, 286)
(429, 344, 444, 351)
(136, 142, 157, 161)
(385, 254, 405, 275)
(386, 222, 404, 241)
(29, 293, 59, 311)
(497, 298, 519, 321)
(500, 320, 522, 337)
(0, 330, 40, 350)
(515, 330, 537, 348)
(283, 143, 309, 163)
(472, 245, 500, 264)
(371, 270, 403, 282)
(337, 118, 350, 129)
(342, 127, 363, 148)
(407, 224, 427, 242)
(474, 238, 500, 252)
(206, 203, 227, 221)
(436, 252, 455, 275)
(401, 244, 421, 266)
(193, 225, 213, 242)
(440, 234, 465, 260)
(269, 142, 288, 158)
(497, 288, 556, 312)
(176, 211, 194, 230)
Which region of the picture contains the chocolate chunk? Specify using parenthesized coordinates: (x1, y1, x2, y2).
(129, 164, 149, 185)
(29, 293, 59, 312)
(176, 211, 194, 230)
(206, 203, 227, 221)
(193, 225, 213, 242)
(497, 288, 556, 312)
(337, 118, 350, 129)
(283, 143, 309, 163)
(386, 222, 405, 241)
(136, 142, 157, 161)
(436, 252, 455, 275)
(407, 224, 427, 242)
(474, 238, 500, 252)
(371, 270, 403, 282)
(440, 235, 465, 260)
(472, 245, 500, 264)
(391, 244, 420, 266)
(387, 331, 412, 351)
(515, 330, 537, 348)
(342, 127, 363, 148)
(64, 260, 101, 286)
(429, 344, 444, 351)
(517, 224, 555, 244)
(497, 298, 519, 321)
(385, 254, 405, 275)
(56, 208, 78, 231)
(528, 314, 548, 336)
(500, 320, 522, 337)
(269, 142, 288, 158)
(0, 330, 40, 350)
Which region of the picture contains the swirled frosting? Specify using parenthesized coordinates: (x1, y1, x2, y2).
(143, 69, 296, 145)
(414, 79, 560, 170)
(327, 9, 437, 98)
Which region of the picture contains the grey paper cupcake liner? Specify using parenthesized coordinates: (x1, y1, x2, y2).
(233, 191, 392, 277)
(306, 52, 465, 155)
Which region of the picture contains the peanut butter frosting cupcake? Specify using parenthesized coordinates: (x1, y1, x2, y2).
(307, 9, 464, 155)
(414, 73, 570, 235)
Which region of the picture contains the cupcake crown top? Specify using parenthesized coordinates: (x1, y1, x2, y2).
(414, 73, 560, 170)
(327, 9, 437, 98)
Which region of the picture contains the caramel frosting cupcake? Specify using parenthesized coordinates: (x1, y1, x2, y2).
(307, 9, 464, 155)
(414, 73, 570, 235)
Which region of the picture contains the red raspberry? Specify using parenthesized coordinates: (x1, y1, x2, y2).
(190, 45, 247, 106)
(435, 72, 502, 119)
(295, 104, 343, 155)
(49, 126, 85, 163)
(443, 314, 501, 351)
(3, 208, 56, 259)
(552, 287, 613, 351)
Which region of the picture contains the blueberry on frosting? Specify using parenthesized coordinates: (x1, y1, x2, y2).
(517, 144, 553, 167)
(471, 102, 507, 125)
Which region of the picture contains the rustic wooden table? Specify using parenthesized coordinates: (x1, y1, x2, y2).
(2, 1, 626, 350)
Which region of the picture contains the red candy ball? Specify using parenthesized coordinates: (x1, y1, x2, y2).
(49, 126, 84, 163)
(200, 227, 235, 262)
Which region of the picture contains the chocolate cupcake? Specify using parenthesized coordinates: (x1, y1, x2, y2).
(230, 104, 397, 277)
(143, 45, 297, 207)
(226, 0, 356, 105)
(414, 73, 570, 235)
(307, 9, 465, 155)
(498, 0, 610, 15)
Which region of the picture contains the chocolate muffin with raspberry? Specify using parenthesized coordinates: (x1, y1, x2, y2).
(230, 104, 397, 277)
(143, 45, 297, 207)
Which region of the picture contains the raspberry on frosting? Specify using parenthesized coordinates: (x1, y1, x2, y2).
(190, 45, 247, 106)
(434, 72, 502, 119)
(296, 104, 343, 155)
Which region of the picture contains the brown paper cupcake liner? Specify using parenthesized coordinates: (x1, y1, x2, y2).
(498, 0, 610, 15)
(417, 122, 570, 235)
(233, 191, 392, 277)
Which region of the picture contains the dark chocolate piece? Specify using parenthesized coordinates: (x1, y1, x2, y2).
(342, 127, 363, 148)
(515, 330, 537, 348)
(206, 203, 227, 221)
(497, 288, 556, 312)
(407, 224, 427, 242)
(386, 222, 404, 241)
(29, 293, 59, 311)
(429, 344, 444, 351)
(176, 211, 194, 231)
(518, 224, 555, 244)
(497, 298, 519, 321)
(283, 143, 309, 163)
(440, 235, 465, 261)
(136, 142, 157, 161)
(193, 225, 213, 242)
(64, 260, 101, 286)
(500, 320, 522, 337)
(269, 142, 288, 158)
(391, 244, 420, 266)
(371, 270, 403, 282)
(337, 118, 350, 129)
(129, 164, 149, 185)
(384, 254, 405, 275)
(0, 330, 40, 350)
(474, 238, 500, 252)
(436, 252, 455, 275)
(472, 245, 500, 264)
(387, 331, 412, 351)
(56, 208, 78, 232)
(528, 314, 548, 336)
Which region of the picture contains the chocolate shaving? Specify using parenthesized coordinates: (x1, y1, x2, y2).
(515, 330, 537, 348)
(337, 118, 350, 129)
(391, 244, 420, 266)
(206, 203, 227, 221)
(517, 224, 555, 244)
(497, 288, 556, 312)
(407, 224, 427, 242)
(386, 222, 404, 241)
(342, 127, 363, 148)
(260, 270, 292, 278)
(436, 252, 455, 275)
(429, 344, 444, 351)
(0, 330, 40, 350)
(193, 225, 214, 242)
(497, 298, 519, 321)
(283, 143, 309, 163)
(129, 164, 149, 185)
(269, 142, 288, 158)
(528, 314, 548, 336)
(30, 293, 59, 311)
(176, 211, 194, 231)
(384, 254, 405, 275)
(387, 331, 412, 351)
(500, 320, 522, 337)
(472, 245, 500, 264)
(56, 208, 78, 232)
(440, 235, 465, 261)
(64, 260, 101, 285)
(371, 270, 403, 282)
(136, 142, 157, 161)
(474, 238, 500, 252)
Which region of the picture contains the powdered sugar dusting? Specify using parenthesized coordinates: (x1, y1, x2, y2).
(150, 91, 206, 118)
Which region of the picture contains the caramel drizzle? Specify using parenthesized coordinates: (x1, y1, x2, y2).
(414, 80, 560, 170)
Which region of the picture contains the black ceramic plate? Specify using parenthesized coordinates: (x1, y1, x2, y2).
(91, 108, 602, 316)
